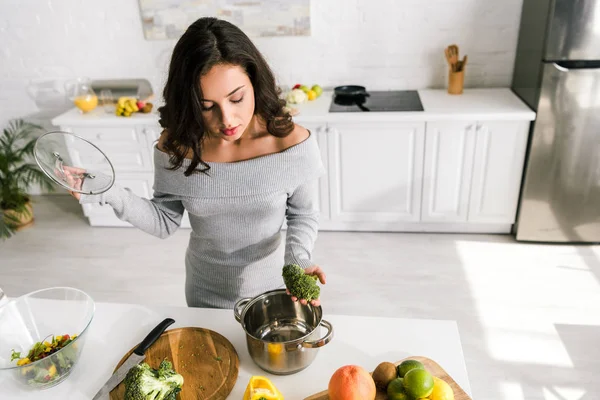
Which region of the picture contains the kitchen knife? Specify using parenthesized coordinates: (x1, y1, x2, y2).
(92, 318, 175, 400)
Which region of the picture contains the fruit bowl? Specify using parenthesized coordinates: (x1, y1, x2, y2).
(0, 287, 95, 389)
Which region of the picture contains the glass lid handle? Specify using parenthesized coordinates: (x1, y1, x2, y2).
(53, 151, 96, 180)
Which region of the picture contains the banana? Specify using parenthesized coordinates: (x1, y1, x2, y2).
(116, 97, 140, 116)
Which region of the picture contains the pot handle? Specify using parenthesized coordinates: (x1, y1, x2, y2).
(233, 297, 252, 323)
(302, 319, 334, 348)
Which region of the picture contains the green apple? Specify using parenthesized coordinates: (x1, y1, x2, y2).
(299, 85, 310, 94)
(311, 84, 323, 97)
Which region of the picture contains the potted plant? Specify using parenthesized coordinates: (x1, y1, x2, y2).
(0, 119, 54, 239)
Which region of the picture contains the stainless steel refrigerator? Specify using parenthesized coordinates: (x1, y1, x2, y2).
(512, 0, 600, 243)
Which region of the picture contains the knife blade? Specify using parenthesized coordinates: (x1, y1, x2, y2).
(92, 318, 175, 400)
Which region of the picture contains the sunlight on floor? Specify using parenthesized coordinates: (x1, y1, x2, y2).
(454, 239, 600, 372)
(499, 382, 524, 399)
(543, 386, 586, 400)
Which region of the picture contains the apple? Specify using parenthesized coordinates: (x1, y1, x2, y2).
(311, 85, 323, 97)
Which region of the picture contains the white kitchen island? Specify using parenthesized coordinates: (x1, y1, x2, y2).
(0, 300, 472, 399)
(51, 88, 535, 233)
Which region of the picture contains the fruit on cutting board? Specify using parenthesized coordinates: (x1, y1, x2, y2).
(387, 378, 409, 400)
(429, 376, 455, 400)
(397, 359, 425, 378)
(403, 368, 434, 399)
(372, 361, 397, 390)
(328, 365, 376, 400)
(377, 359, 454, 400)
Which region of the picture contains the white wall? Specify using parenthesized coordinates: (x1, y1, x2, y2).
(0, 0, 524, 129)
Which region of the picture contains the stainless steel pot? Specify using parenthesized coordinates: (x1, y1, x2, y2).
(234, 289, 333, 375)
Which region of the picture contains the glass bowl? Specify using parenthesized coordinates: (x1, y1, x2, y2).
(0, 287, 95, 389)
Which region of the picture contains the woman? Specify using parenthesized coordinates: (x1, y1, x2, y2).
(71, 17, 326, 309)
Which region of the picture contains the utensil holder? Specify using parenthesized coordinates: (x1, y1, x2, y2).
(448, 68, 464, 95)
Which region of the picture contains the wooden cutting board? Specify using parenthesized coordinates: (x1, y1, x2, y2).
(109, 327, 239, 400)
(304, 356, 471, 400)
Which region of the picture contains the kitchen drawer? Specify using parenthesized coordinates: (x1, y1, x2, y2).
(81, 172, 192, 229)
(69, 126, 148, 147)
(81, 174, 153, 216)
(65, 134, 152, 172)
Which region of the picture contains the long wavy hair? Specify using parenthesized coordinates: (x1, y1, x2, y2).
(158, 17, 294, 176)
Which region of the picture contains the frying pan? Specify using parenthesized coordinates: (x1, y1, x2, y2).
(333, 93, 370, 112)
(334, 85, 368, 97)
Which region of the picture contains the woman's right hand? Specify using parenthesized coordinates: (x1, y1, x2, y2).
(61, 165, 86, 200)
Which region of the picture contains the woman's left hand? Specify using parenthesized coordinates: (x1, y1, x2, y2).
(286, 264, 327, 307)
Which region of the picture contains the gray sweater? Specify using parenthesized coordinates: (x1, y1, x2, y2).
(80, 133, 325, 309)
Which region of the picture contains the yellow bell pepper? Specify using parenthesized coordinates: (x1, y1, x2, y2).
(243, 376, 284, 400)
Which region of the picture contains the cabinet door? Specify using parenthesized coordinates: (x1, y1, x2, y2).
(82, 173, 154, 226)
(303, 123, 330, 222)
(327, 122, 425, 223)
(468, 121, 530, 223)
(66, 126, 152, 172)
(422, 121, 476, 222)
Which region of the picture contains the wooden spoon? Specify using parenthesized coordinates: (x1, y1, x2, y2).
(460, 55, 468, 70)
(446, 44, 459, 72)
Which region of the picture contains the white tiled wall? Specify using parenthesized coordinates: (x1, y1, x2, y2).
(0, 0, 524, 129)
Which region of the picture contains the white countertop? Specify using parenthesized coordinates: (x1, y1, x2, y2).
(293, 88, 535, 123)
(0, 300, 472, 399)
(51, 88, 535, 127)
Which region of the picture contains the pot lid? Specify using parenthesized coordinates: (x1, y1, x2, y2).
(34, 131, 115, 195)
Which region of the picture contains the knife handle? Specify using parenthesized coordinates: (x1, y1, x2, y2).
(133, 318, 175, 356)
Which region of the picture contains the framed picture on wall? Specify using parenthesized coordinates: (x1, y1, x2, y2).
(138, 0, 311, 40)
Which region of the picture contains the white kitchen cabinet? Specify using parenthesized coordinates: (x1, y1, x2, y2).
(52, 88, 536, 234)
(82, 172, 153, 227)
(302, 123, 330, 223)
(421, 121, 476, 222)
(56, 122, 190, 229)
(326, 122, 425, 227)
(468, 121, 530, 224)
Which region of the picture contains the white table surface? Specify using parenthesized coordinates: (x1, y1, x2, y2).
(0, 300, 472, 399)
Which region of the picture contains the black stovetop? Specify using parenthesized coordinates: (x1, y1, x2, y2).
(329, 90, 424, 112)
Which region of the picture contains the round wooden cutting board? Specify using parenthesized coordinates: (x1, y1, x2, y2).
(109, 327, 239, 400)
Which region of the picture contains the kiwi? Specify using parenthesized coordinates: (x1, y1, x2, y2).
(372, 361, 397, 390)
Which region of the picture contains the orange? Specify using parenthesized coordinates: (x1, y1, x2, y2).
(328, 365, 376, 400)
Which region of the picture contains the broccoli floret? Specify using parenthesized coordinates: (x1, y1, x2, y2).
(124, 360, 184, 400)
(282, 264, 320, 302)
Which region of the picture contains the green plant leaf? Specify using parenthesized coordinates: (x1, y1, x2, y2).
(0, 209, 17, 239)
(0, 119, 53, 238)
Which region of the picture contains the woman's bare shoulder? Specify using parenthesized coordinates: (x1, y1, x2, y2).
(280, 124, 310, 150)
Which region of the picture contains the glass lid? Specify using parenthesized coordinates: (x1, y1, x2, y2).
(34, 131, 115, 195)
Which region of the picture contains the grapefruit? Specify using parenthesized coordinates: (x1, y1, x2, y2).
(328, 365, 376, 400)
